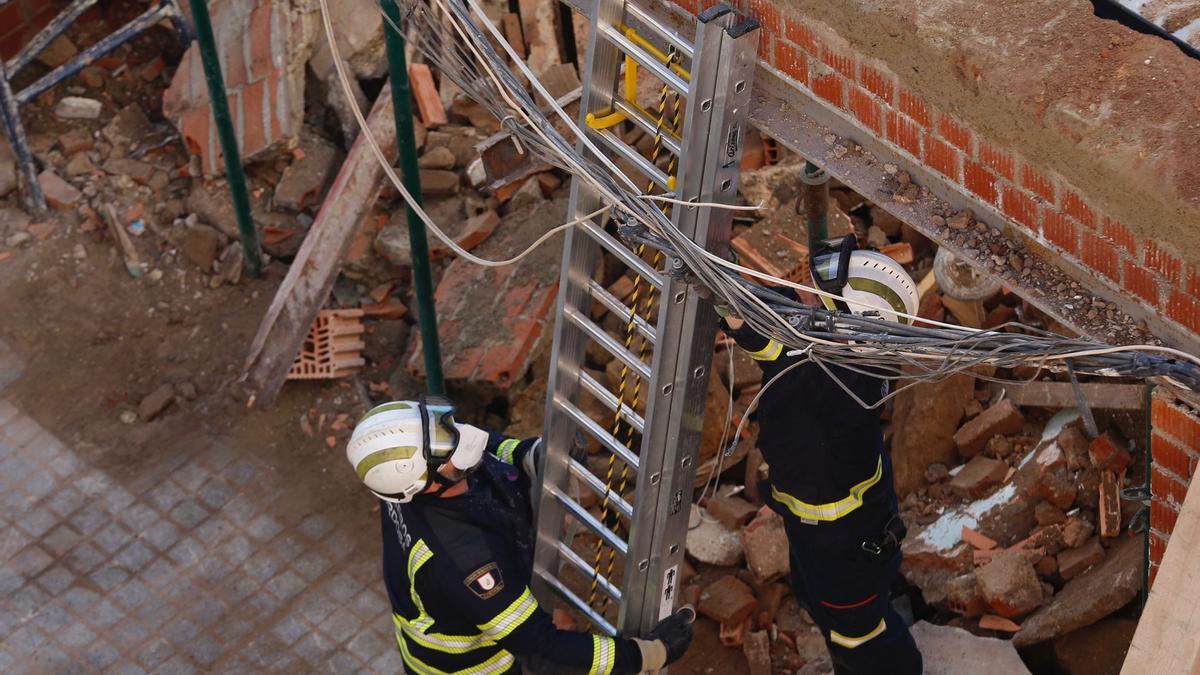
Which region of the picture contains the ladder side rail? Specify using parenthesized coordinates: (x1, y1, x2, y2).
(620, 7, 759, 634)
(531, 0, 631, 635)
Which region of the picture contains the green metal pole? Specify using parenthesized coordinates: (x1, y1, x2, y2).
(800, 160, 829, 251)
(189, 0, 263, 278)
(381, 0, 445, 395)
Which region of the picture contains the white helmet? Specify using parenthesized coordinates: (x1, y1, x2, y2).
(347, 398, 490, 502)
(810, 235, 918, 325)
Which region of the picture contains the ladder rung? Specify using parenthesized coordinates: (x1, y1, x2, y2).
(580, 221, 663, 289)
(563, 306, 651, 382)
(534, 567, 618, 636)
(549, 484, 629, 556)
(554, 540, 623, 603)
(590, 127, 673, 191)
(600, 24, 690, 96)
(553, 396, 641, 470)
(626, 3, 694, 61)
(587, 279, 656, 345)
(579, 368, 646, 434)
(611, 98, 682, 157)
(568, 456, 634, 519)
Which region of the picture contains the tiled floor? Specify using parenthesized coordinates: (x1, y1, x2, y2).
(0, 341, 402, 673)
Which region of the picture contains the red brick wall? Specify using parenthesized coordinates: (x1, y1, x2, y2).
(0, 0, 67, 61)
(667, 0, 1200, 342)
(663, 0, 1200, 586)
(162, 0, 304, 176)
(1149, 389, 1200, 587)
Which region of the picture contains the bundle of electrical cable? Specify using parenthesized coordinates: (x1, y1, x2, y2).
(319, 0, 1200, 398)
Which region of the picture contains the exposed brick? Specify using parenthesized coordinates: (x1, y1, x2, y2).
(1151, 466, 1190, 505)
(937, 116, 971, 153)
(925, 136, 962, 182)
(1167, 290, 1200, 334)
(858, 64, 894, 103)
(698, 575, 758, 626)
(1145, 241, 1183, 284)
(820, 45, 855, 79)
(1080, 231, 1119, 282)
(222, 26, 248, 89)
(1152, 433, 1195, 482)
(248, 0, 275, 82)
(848, 86, 883, 135)
(1153, 397, 1200, 450)
(1001, 185, 1039, 232)
(1042, 211, 1078, 255)
(1061, 191, 1095, 229)
(886, 111, 922, 160)
(746, 0, 781, 36)
(977, 142, 1014, 180)
(812, 73, 845, 108)
(409, 63, 448, 128)
(898, 89, 930, 127)
(783, 17, 818, 53)
(1149, 531, 1167, 566)
(241, 79, 268, 157)
(1101, 217, 1136, 256)
(1020, 164, 1056, 203)
(1151, 499, 1180, 534)
(963, 161, 999, 205)
(774, 41, 808, 86)
(1124, 261, 1159, 305)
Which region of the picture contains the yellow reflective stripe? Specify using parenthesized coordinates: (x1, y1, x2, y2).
(393, 614, 495, 654)
(745, 339, 783, 361)
(830, 618, 887, 649)
(396, 631, 515, 675)
(497, 439, 520, 465)
(408, 540, 436, 631)
(589, 635, 616, 675)
(771, 456, 883, 522)
(478, 588, 538, 640)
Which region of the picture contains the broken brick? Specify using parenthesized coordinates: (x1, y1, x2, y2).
(1057, 424, 1092, 471)
(950, 456, 1009, 499)
(1034, 501, 1066, 526)
(706, 495, 759, 529)
(1062, 517, 1095, 549)
(962, 526, 998, 551)
(1098, 470, 1122, 537)
(1088, 431, 1132, 472)
(979, 615, 1022, 633)
(698, 575, 758, 626)
(1057, 537, 1104, 580)
(954, 400, 1024, 457)
(1035, 466, 1077, 509)
(976, 550, 1043, 618)
(945, 573, 987, 617)
(409, 63, 448, 127)
(37, 170, 81, 209)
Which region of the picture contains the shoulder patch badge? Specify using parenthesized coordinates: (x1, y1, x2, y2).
(464, 562, 505, 600)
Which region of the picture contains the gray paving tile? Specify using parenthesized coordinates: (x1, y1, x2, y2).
(74, 471, 115, 499)
(166, 537, 206, 568)
(46, 451, 82, 478)
(168, 499, 209, 530)
(88, 564, 130, 592)
(83, 639, 121, 670)
(138, 557, 177, 590)
(63, 540, 107, 575)
(59, 621, 98, 648)
(326, 649, 365, 674)
(273, 532, 307, 560)
(145, 481, 186, 513)
(192, 514, 234, 546)
(265, 569, 307, 602)
(370, 648, 404, 674)
(0, 566, 25, 595)
(103, 486, 136, 512)
(296, 590, 338, 625)
(70, 507, 109, 533)
(7, 545, 52, 576)
(196, 478, 234, 509)
(271, 614, 310, 645)
(219, 493, 257, 522)
(93, 521, 133, 554)
(218, 535, 254, 565)
(159, 654, 198, 675)
(136, 637, 175, 669)
(107, 618, 150, 652)
(246, 514, 283, 542)
(292, 631, 335, 665)
(0, 527, 30, 562)
(242, 588, 283, 619)
(187, 597, 226, 628)
(7, 584, 51, 618)
(23, 430, 65, 458)
(34, 564, 75, 596)
(319, 608, 364, 645)
(22, 471, 55, 500)
(292, 549, 333, 581)
(349, 587, 386, 620)
(119, 503, 160, 533)
(210, 615, 252, 646)
(109, 662, 148, 675)
(131, 596, 178, 628)
(61, 586, 100, 614)
(41, 524, 82, 556)
(322, 571, 365, 603)
(2, 415, 43, 447)
(4, 624, 48, 656)
(31, 600, 71, 631)
(112, 540, 155, 571)
(172, 461, 212, 491)
(242, 550, 284, 584)
(162, 617, 200, 647)
(89, 599, 125, 628)
(346, 628, 391, 665)
(183, 633, 223, 668)
(112, 579, 153, 610)
(224, 459, 262, 488)
(141, 519, 181, 552)
(297, 513, 334, 540)
(16, 506, 59, 537)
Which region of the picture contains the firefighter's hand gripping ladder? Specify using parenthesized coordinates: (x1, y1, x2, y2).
(533, 0, 759, 638)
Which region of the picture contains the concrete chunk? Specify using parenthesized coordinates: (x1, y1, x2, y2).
(911, 621, 1031, 674)
(1057, 537, 1104, 581)
(740, 508, 789, 584)
(950, 455, 1008, 499)
(706, 495, 758, 529)
(976, 550, 1043, 618)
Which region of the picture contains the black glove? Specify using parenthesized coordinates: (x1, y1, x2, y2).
(647, 606, 695, 666)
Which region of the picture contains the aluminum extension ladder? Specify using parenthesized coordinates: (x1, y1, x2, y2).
(533, 0, 758, 638)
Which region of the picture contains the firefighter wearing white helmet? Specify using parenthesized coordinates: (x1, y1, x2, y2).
(347, 396, 695, 674)
(719, 235, 923, 675)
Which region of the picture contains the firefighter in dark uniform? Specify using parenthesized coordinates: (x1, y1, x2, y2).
(346, 397, 694, 674)
(718, 240, 923, 674)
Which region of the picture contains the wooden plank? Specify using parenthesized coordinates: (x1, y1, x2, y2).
(985, 381, 1146, 410)
(1121, 474, 1200, 673)
(242, 85, 398, 405)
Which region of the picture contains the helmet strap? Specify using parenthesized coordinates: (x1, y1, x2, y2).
(417, 395, 474, 493)
(809, 234, 857, 313)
